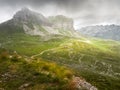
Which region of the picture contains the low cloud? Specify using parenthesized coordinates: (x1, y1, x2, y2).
(0, 0, 120, 29)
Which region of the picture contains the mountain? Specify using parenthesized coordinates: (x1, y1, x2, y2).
(0, 8, 79, 37)
(78, 24, 120, 41)
(0, 8, 120, 90)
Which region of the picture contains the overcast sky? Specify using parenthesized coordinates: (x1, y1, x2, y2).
(0, 0, 120, 29)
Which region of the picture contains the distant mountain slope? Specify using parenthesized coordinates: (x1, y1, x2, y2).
(0, 8, 79, 37)
(78, 24, 120, 41)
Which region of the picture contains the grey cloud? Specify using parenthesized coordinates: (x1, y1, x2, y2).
(0, 0, 87, 11)
(0, 0, 120, 28)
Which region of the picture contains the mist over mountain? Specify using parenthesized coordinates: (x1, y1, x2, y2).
(1, 0, 120, 28)
(78, 24, 120, 41)
(0, 8, 79, 37)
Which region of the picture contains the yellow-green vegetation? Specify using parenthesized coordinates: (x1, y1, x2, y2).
(0, 33, 70, 56)
(0, 50, 74, 90)
(40, 38, 120, 90)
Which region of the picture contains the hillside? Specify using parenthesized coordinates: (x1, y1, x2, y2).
(0, 50, 73, 90)
(78, 24, 120, 41)
(38, 38, 120, 90)
(0, 49, 98, 90)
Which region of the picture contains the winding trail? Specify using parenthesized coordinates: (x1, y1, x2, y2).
(31, 48, 54, 58)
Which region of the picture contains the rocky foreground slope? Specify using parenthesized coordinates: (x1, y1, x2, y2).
(0, 50, 97, 90)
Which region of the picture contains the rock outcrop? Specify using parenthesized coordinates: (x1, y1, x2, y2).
(69, 77, 98, 90)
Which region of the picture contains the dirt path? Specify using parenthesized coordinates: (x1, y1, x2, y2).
(31, 48, 55, 58)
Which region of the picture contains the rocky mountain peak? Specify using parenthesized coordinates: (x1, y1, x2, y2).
(13, 7, 51, 26)
(13, 7, 33, 20)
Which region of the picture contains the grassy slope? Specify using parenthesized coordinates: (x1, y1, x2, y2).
(0, 50, 74, 90)
(0, 33, 69, 56)
(0, 33, 120, 90)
